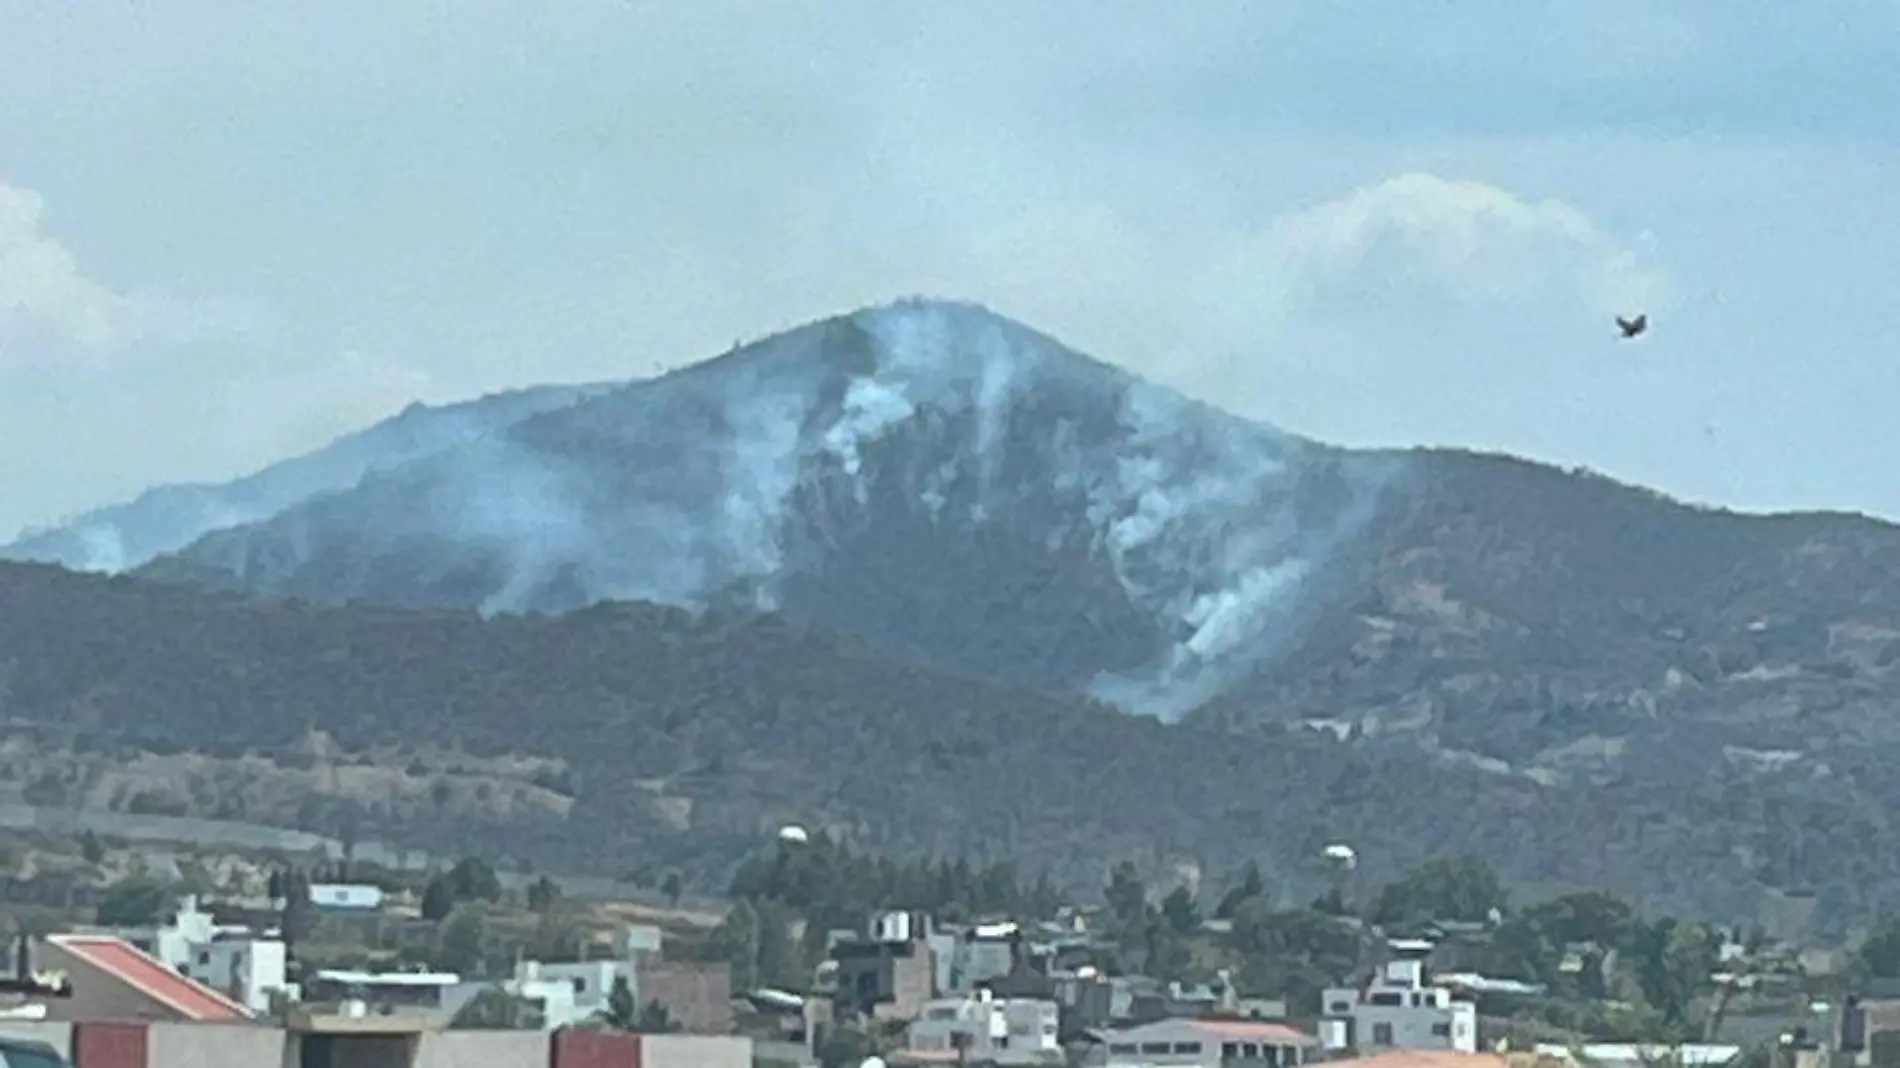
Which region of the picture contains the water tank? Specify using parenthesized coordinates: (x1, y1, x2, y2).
(874, 911, 912, 944)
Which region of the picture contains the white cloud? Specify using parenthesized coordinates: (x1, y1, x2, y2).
(0, 179, 440, 540)
(0, 181, 120, 354)
(1243, 172, 1670, 329)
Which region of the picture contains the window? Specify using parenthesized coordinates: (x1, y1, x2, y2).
(197, 951, 211, 966)
(1369, 992, 1402, 1007)
(995, 1037, 1009, 1049)
(1327, 1001, 1351, 1014)
(1173, 1043, 1203, 1054)
(1140, 1043, 1171, 1054)
(1223, 1043, 1240, 1059)
(1243, 1044, 1259, 1059)
(1110, 1044, 1138, 1054)
(1431, 1024, 1451, 1037)
(1372, 1024, 1393, 1046)
(571, 977, 587, 993)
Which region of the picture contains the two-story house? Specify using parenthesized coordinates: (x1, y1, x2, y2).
(1320, 941, 1477, 1053)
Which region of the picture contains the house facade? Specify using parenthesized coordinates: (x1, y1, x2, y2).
(1321, 949, 1477, 1054)
(1093, 1018, 1314, 1068)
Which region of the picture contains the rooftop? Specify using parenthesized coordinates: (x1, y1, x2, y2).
(48, 934, 250, 1021)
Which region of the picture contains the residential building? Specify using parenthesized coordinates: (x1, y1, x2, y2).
(831, 911, 939, 1021)
(114, 895, 289, 1014)
(1320, 943, 1477, 1053)
(300, 969, 463, 1018)
(31, 934, 252, 1023)
(1531, 1044, 1742, 1068)
(439, 961, 585, 1029)
(1092, 1018, 1314, 1068)
(906, 993, 1061, 1065)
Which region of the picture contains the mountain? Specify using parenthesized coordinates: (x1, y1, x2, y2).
(1, 380, 616, 573)
(9, 297, 1900, 927)
(2, 555, 1897, 933)
(121, 299, 1402, 717)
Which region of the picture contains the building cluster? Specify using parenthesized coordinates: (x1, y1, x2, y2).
(0, 886, 748, 1068)
(765, 907, 1528, 1068)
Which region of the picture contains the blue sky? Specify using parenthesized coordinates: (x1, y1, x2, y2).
(1, 0, 1896, 539)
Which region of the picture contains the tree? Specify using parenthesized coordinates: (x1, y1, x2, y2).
(1862, 921, 1900, 978)
(1231, 899, 1360, 1014)
(437, 904, 488, 977)
(634, 999, 680, 1033)
(443, 856, 502, 902)
(450, 986, 545, 1030)
(278, 868, 317, 950)
(421, 876, 458, 923)
(527, 875, 561, 914)
(710, 899, 762, 990)
(603, 974, 638, 1028)
(96, 875, 171, 927)
(1370, 856, 1508, 928)
(1161, 885, 1201, 936)
(1104, 861, 1146, 925)
(77, 831, 105, 865)
(660, 871, 682, 909)
(1216, 862, 1267, 919)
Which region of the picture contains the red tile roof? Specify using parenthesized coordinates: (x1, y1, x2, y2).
(1186, 1020, 1315, 1045)
(49, 934, 250, 1021)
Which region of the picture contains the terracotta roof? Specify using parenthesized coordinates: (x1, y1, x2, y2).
(49, 934, 250, 1021)
(1186, 1020, 1315, 1045)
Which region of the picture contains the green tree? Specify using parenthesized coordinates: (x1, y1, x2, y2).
(278, 868, 317, 950)
(603, 974, 638, 1028)
(527, 875, 561, 914)
(450, 986, 545, 1030)
(1161, 885, 1201, 936)
(1862, 920, 1900, 978)
(661, 871, 683, 908)
(77, 831, 105, 865)
(634, 999, 680, 1033)
(96, 875, 171, 927)
(421, 875, 458, 922)
(1104, 862, 1146, 925)
(1370, 856, 1508, 928)
(1231, 899, 1360, 1015)
(436, 904, 488, 977)
(1632, 916, 1715, 1026)
(444, 856, 502, 902)
(1216, 862, 1267, 919)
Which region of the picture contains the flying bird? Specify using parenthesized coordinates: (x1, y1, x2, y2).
(1616, 313, 1648, 339)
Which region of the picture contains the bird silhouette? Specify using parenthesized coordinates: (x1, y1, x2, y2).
(1616, 313, 1648, 339)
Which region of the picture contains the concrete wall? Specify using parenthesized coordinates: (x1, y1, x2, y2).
(0, 1021, 72, 1058)
(641, 1034, 752, 1068)
(414, 1029, 550, 1068)
(149, 1021, 293, 1068)
(0, 1018, 750, 1068)
(642, 961, 734, 1035)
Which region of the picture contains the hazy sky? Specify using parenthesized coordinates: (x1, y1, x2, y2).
(2, 1, 1897, 540)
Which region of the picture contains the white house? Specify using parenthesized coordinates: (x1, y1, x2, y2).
(906, 992, 1061, 1064)
(1320, 942, 1477, 1053)
(120, 896, 288, 1014)
(441, 961, 586, 1029)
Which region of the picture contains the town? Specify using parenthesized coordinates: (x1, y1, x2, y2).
(0, 827, 1896, 1068)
